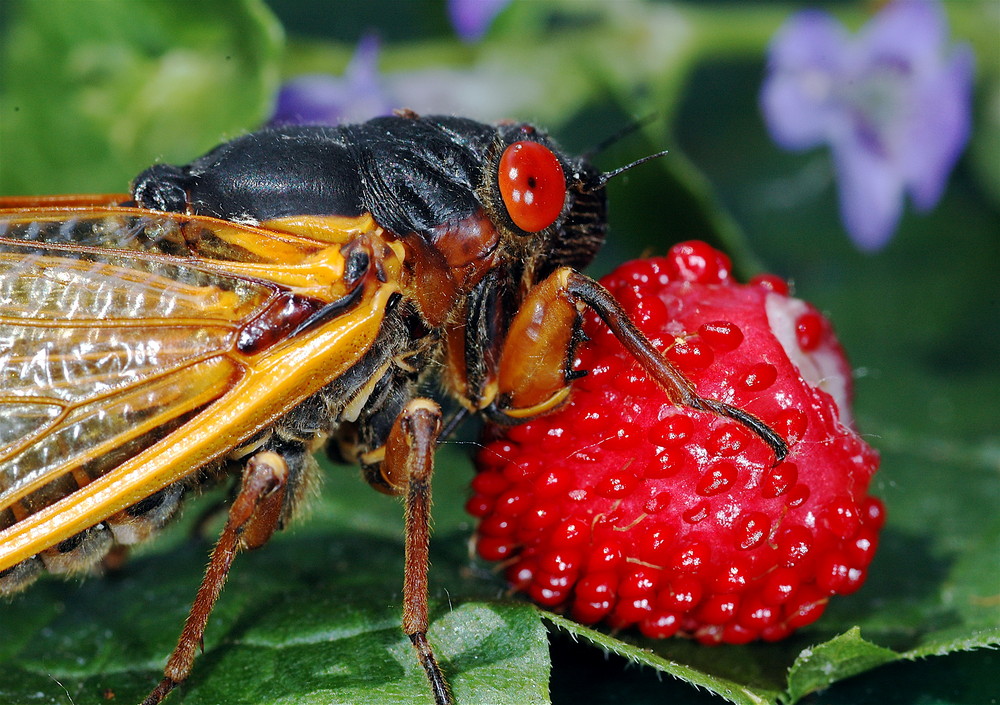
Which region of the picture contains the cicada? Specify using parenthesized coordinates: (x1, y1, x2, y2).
(0, 113, 785, 704)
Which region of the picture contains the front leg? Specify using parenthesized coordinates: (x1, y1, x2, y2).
(490, 268, 788, 462)
(361, 398, 451, 705)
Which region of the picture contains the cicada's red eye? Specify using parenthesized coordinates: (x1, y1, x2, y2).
(498, 141, 566, 232)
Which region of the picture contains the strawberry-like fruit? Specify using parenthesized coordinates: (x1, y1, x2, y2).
(468, 241, 883, 644)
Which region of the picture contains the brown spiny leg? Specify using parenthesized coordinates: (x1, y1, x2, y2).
(363, 398, 451, 705)
(141, 451, 289, 705)
(491, 268, 788, 463)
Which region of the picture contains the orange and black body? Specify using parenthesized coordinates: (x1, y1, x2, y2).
(0, 113, 784, 704)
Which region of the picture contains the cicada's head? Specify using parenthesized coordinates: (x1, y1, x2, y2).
(486, 121, 607, 275)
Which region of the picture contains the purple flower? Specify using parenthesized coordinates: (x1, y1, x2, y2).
(761, 0, 974, 251)
(270, 34, 545, 128)
(270, 34, 395, 126)
(448, 0, 511, 43)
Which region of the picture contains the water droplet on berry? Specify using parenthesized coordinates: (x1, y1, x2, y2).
(620, 567, 660, 598)
(683, 501, 710, 524)
(785, 484, 810, 508)
(658, 575, 704, 613)
(632, 295, 669, 329)
(795, 310, 825, 351)
(604, 422, 639, 449)
(697, 461, 738, 496)
(774, 408, 808, 445)
(571, 598, 614, 624)
(670, 539, 712, 573)
(708, 423, 753, 457)
(649, 415, 695, 447)
(505, 559, 535, 589)
(775, 526, 813, 566)
(608, 597, 654, 629)
(785, 586, 828, 629)
(540, 549, 582, 576)
(696, 594, 740, 625)
(511, 456, 549, 483)
(639, 611, 681, 639)
(735, 511, 771, 550)
(636, 522, 674, 564)
(760, 461, 798, 498)
(520, 502, 560, 534)
(587, 540, 625, 572)
(847, 527, 880, 567)
(479, 515, 515, 536)
(666, 335, 714, 373)
(644, 491, 671, 514)
(464, 494, 493, 518)
(477, 536, 515, 562)
(861, 496, 887, 530)
(698, 320, 744, 351)
(737, 595, 778, 632)
(665, 240, 732, 284)
(528, 580, 569, 607)
(615, 368, 652, 396)
(749, 272, 789, 295)
(721, 621, 758, 645)
(711, 557, 753, 592)
(612, 259, 657, 287)
(761, 566, 801, 605)
(741, 362, 777, 391)
(576, 573, 617, 602)
(648, 446, 684, 477)
(821, 498, 861, 539)
(494, 489, 531, 517)
(533, 468, 571, 498)
(551, 518, 591, 550)
(596, 469, 639, 498)
(476, 440, 518, 471)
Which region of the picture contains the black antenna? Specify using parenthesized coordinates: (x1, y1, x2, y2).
(597, 149, 670, 187)
(584, 113, 659, 160)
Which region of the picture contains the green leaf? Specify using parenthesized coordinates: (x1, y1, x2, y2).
(784, 629, 898, 703)
(0, 459, 550, 705)
(0, 0, 283, 194)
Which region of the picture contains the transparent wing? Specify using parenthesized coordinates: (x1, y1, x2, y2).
(0, 209, 278, 515)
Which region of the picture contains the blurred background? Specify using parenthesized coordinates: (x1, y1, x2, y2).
(0, 2, 997, 704)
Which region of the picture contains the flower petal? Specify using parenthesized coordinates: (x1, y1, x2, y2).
(448, 0, 510, 43)
(761, 10, 851, 150)
(831, 129, 905, 252)
(902, 44, 975, 210)
(270, 34, 394, 126)
(860, 0, 945, 68)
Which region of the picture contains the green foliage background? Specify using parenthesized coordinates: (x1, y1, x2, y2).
(0, 1, 997, 704)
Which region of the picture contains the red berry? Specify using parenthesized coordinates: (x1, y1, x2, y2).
(470, 244, 882, 645)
